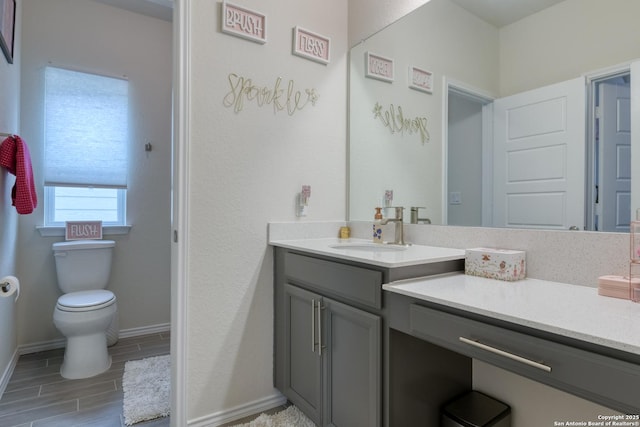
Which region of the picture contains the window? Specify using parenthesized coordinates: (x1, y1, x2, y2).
(43, 66, 128, 226)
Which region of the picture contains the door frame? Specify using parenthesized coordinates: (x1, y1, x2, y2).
(585, 62, 633, 231)
(442, 77, 495, 226)
(171, 0, 189, 426)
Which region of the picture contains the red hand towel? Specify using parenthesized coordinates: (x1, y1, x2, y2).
(0, 136, 38, 214)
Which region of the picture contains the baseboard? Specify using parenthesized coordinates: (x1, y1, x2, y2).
(188, 392, 287, 427)
(117, 322, 171, 339)
(0, 348, 19, 400)
(18, 322, 172, 355)
(18, 338, 66, 355)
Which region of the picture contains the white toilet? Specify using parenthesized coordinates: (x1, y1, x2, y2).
(52, 240, 118, 379)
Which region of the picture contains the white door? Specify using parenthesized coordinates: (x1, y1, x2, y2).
(493, 77, 586, 229)
(598, 80, 631, 232)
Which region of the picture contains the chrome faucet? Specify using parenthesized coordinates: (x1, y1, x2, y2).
(410, 207, 431, 224)
(381, 206, 406, 245)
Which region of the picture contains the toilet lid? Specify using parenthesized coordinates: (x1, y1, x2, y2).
(57, 290, 116, 312)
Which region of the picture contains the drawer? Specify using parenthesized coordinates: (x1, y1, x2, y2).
(284, 252, 382, 309)
(409, 304, 640, 413)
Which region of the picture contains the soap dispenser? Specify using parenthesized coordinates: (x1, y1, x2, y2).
(373, 207, 383, 244)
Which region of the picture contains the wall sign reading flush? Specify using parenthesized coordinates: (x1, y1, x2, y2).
(65, 221, 103, 240)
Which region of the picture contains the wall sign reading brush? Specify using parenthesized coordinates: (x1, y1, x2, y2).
(365, 52, 394, 82)
(221, 1, 267, 44)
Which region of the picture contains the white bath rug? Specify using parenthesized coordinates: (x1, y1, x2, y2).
(230, 405, 316, 427)
(122, 354, 170, 425)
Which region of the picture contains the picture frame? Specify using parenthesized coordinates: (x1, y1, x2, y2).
(221, 1, 267, 44)
(65, 221, 103, 241)
(365, 52, 394, 82)
(408, 66, 433, 94)
(292, 26, 330, 65)
(0, 0, 15, 64)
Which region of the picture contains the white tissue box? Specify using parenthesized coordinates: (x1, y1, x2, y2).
(465, 248, 526, 281)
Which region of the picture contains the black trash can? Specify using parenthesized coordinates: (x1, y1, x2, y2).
(441, 391, 511, 427)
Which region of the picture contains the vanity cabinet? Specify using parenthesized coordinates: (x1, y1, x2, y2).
(273, 245, 466, 427)
(409, 303, 640, 414)
(283, 284, 381, 427)
(276, 250, 383, 427)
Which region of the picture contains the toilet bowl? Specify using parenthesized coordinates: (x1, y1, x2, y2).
(53, 290, 117, 379)
(52, 240, 118, 380)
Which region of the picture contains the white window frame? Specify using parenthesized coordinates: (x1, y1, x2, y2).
(44, 186, 127, 227)
(41, 66, 130, 232)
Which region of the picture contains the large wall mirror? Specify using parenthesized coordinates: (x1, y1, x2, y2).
(348, 0, 640, 232)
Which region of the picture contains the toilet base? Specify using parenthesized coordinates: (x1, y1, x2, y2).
(60, 332, 112, 379)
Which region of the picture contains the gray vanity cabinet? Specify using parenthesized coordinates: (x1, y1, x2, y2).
(282, 284, 323, 424)
(322, 296, 380, 427)
(274, 246, 466, 427)
(283, 284, 381, 427)
(275, 250, 383, 427)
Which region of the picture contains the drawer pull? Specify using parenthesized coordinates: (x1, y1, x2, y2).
(459, 337, 552, 373)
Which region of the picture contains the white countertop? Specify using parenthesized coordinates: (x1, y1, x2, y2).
(383, 273, 640, 356)
(269, 238, 465, 268)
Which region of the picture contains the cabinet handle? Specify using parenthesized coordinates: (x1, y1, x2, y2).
(311, 299, 316, 353)
(317, 302, 324, 357)
(459, 337, 552, 372)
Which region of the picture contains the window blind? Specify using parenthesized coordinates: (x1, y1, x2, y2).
(44, 66, 128, 188)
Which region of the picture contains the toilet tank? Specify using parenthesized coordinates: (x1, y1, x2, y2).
(52, 240, 115, 293)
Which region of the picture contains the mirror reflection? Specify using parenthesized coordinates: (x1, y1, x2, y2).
(348, 0, 640, 231)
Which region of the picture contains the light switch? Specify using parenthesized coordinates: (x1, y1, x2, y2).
(449, 192, 461, 205)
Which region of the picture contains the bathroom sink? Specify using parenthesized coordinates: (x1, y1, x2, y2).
(329, 242, 409, 252)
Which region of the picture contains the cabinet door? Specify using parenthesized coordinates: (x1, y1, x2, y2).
(323, 298, 381, 427)
(283, 284, 323, 425)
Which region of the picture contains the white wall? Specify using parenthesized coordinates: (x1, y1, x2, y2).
(348, 0, 430, 47)
(17, 0, 172, 347)
(0, 0, 21, 394)
(185, 0, 347, 422)
(349, 0, 499, 222)
(500, 0, 640, 96)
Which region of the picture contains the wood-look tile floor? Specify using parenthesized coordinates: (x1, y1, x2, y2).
(0, 332, 170, 427)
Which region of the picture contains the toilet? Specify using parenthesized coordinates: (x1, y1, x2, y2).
(52, 240, 118, 379)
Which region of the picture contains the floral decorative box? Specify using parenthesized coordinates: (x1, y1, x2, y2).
(465, 248, 526, 281)
(598, 275, 638, 300)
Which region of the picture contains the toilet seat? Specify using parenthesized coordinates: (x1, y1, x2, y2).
(56, 290, 116, 312)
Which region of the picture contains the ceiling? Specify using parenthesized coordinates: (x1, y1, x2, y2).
(91, 0, 567, 29)
(92, 0, 173, 22)
(450, 0, 566, 27)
